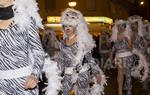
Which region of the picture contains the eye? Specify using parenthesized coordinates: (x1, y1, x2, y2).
(72, 17, 75, 19)
(62, 25, 66, 28)
(123, 24, 126, 28)
(69, 25, 72, 27)
(66, 14, 69, 16)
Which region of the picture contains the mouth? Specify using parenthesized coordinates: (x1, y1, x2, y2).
(66, 29, 70, 32)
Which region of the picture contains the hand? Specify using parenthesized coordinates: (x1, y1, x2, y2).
(96, 74, 101, 84)
(24, 74, 38, 89)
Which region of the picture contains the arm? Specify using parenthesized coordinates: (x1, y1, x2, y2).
(24, 21, 45, 89)
(109, 41, 115, 62)
(56, 42, 65, 74)
(126, 37, 132, 51)
(28, 25, 45, 78)
(84, 53, 105, 77)
(83, 52, 106, 84)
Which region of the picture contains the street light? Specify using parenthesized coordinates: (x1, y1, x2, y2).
(140, 1, 144, 5)
(68, 1, 77, 7)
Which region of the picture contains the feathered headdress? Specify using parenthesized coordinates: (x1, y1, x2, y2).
(128, 15, 144, 36)
(110, 19, 131, 42)
(61, 8, 95, 59)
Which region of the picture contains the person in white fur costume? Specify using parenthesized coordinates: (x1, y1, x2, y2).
(110, 19, 135, 95)
(128, 15, 149, 81)
(0, 0, 44, 94)
(56, 8, 106, 95)
(141, 20, 150, 95)
(143, 21, 150, 63)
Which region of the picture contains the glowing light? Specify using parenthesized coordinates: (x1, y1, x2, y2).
(84, 17, 113, 24)
(45, 24, 61, 27)
(144, 20, 148, 22)
(140, 1, 144, 5)
(68, 2, 77, 7)
(47, 17, 60, 23)
(47, 16, 113, 24)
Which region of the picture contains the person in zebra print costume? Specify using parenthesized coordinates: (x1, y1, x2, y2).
(128, 15, 150, 95)
(0, 0, 44, 95)
(144, 21, 150, 64)
(128, 15, 149, 80)
(57, 8, 106, 95)
(142, 20, 150, 95)
(110, 19, 135, 95)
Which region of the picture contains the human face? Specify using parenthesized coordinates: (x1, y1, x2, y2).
(117, 23, 126, 33)
(0, 0, 13, 7)
(63, 25, 75, 37)
(131, 22, 138, 32)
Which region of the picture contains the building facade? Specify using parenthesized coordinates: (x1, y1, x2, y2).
(37, 0, 129, 21)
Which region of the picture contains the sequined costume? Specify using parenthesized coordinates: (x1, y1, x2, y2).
(112, 39, 135, 95)
(99, 30, 112, 70)
(58, 8, 106, 95)
(58, 40, 105, 95)
(128, 15, 149, 81)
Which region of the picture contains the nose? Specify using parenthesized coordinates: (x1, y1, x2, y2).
(65, 27, 70, 30)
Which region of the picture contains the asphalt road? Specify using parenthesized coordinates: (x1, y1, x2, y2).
(104, 69, 150, 95)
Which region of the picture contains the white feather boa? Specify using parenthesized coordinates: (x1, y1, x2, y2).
(131, 49, 149, 81)
(43, 54, 62, 95)
(13, 0, 43, 30)
(90, 75, 107, 95)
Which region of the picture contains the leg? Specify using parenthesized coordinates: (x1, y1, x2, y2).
(62, 75, 72, 95)
(124, 65, 132, 95)
(76, 73, 89, 95)
(124, 59, 132, 95)
(141, 81, 149, 95)
(117, 63, 124, 95)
